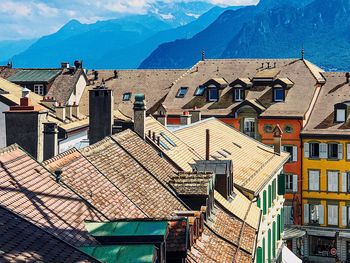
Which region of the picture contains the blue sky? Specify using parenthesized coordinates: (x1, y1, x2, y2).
(0, 0, 257, 41)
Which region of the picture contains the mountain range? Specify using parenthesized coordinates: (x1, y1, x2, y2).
(7, 1, 236, 69)
(140, 0, 350, 71)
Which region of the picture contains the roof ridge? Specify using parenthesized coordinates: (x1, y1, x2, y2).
(43, 147, 78, 166)
(0, 144, 20, 155)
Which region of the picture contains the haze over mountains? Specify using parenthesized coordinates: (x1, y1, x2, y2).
(141, 0, 350, 71)
(3, 0, 350, 70)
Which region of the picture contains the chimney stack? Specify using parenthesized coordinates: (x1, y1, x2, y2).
(89, 85, 114, 145)
(66, 105, 73, 120)
(55, 103, 66, 122)
(40, 96, 56, 110)
(61, 62, 69, 69)
(72, 102, 80, 119)
(74, 60, 83, 69)
(273, 125, 283, 155)
(189, 107, 201, 123)
(133, 94, 147, 140)
(43, 122, 58, 161)
(5, 88, 48, 162)
(206, 129, 210, 160)
(157, 114, 167, 127)
(180, 111, 192, 126)
(346, 72, 350, 84)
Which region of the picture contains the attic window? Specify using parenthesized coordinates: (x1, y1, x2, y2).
(122, 92, 132, 101)
(207, 85, 219, 102)
(194, 85, 206, 96)
(234, 87, 244, 102)
(336, 109, 346, 122)
(176, 87, 188, 98)
(273, 86, 284, 102)
(160, 132, 177, 147)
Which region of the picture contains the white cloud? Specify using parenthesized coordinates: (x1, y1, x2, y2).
(0, 0, 259, 41)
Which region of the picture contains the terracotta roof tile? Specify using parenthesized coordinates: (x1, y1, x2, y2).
(0, 206, 99, 263)
(44, 148, 146, 220)
(0, 144, 105, 247)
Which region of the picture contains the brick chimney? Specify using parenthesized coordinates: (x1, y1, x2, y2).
(43, 122, 58, 161)
(189, 107, 201, 123)
(180, 111, 191, 126)
(72, 102, 80, 119)
(133, 94, 146, 140)
(273, 124, 283, 155)
(55, 102, 66, 122)
(40, 96, 56, 110)
(89, 85, 114, 145)
(5, 88, 48, 162)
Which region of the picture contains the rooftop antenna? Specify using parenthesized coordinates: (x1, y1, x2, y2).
(301, 45, 305, 60)
(201, 48, 205, 61)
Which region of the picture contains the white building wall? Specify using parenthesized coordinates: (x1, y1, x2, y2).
(0, 102, 9, 148)
(59, 130, 88, 153)
(67, 75, 87, 106)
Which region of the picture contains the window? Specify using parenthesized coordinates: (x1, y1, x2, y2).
(284, 205, 294, 225)
(263, 190, 267, 215)
(243, 118, 255, 138)
(309, 236, 336, 257)
(176, 87, 188, 98)
(336, 109, 346, 122)
(341, 206, 350, 227)
(328, 205, 338, 225)
(160, 132, 176, 147)
(327, 171, 339, 192)
(194, 85, 206, 96)
(309, 170, 320, 191)
(285, 174, 298, 192)
(282, 145, 297, 162)
(310, 204, 323, 224)
(347, 143, 350, 160)
(263, 125, 273, 133)
(122, 92, 131, 101)
(341, 172, 350, 193)
(310, 143, 320, 158)
(234, 88, 244, 101)
(284, 125, 294, 134)
(328, 143, 339, 159)
(34, 84, 44, 95)
(207, 86, 219, 102)
(274, 87, 284, 102)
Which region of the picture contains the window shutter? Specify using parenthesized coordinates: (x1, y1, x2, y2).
(292, 146, 297, 162)
(338, 144, 343, 160)
(304, 143, 309, 158)
(318, 205, 324, 224)
(342, 206, 347, 227)
(293, 174, 298, 192)
(320, 143, 328, 159)
(304, 204, 309, 224)
(342, 172, 347, 193)
(347, 144, 350, 160)
(257, 247, 263, 263)
(278, 174, 285, 195)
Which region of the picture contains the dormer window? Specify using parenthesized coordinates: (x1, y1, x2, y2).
(336, 109, 346, 122)
(207, 85, 219, 102)
(122, 92, 132, 101)
(234, 86, 244, 102)
(194, 85, 206, 96)
(176, 87, 188, 98)
(273, 86, 285, 102)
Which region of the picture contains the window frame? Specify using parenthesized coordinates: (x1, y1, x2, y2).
(233, 86, 244, 102)
(207, 85, 219, 102)
(309, 142, 320, 159)
(194, 85, 206, 96)
(309, 203, 321, 225)
(308, 169, 320, 191)
(336, 108, 346, 122)
(328, 143, 339, 159)
(243, 118, 256, 138)
(327, 170, 339, 193)
(34, 84, 44, 95)
(176, 87, 189, 98)
(327, 204, 338, 226)
(273, 86, 285, 102)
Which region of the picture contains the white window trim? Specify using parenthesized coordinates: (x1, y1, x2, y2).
(309, 170, 320, 191)
(34, 84, 44, 95)
(234, 88, 244, 101)
(327, 205, 338, 226)
(327, 171, 339, 192)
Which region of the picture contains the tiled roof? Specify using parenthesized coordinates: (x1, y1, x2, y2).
(0, 206, 99, 263)
(80, 69, 186, 118)
(0, 67, 20, 79)
(145, 116, 203, 171)
(157, 59, 324, 118)
(8, 69, 61, 83)
(80, 136, 186, 218)
(0, 144, 106, 247)
(169, 172, 214, 196)
(174, 118, 289, 195)
(302, 72, 350, 136)
(47, 68, 86, 105)
(44, 148, 147, 220)
(167, 218, 188, 253)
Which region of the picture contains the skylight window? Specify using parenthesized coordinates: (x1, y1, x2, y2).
(160, 132, 177, 147)
(122, 92, 132, 101)
(217, 151, 227, 158)
(194, 85, 206, 96)
(176, 87, 188, 98)
(159, 140, 170, 151)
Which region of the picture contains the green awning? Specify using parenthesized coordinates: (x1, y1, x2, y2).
(81, 245, 156, 263)
(8, 69, 61, 83)
(85, 221, 168, 237)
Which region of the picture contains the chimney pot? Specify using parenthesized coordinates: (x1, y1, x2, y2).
(54, 170, 62, 183)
